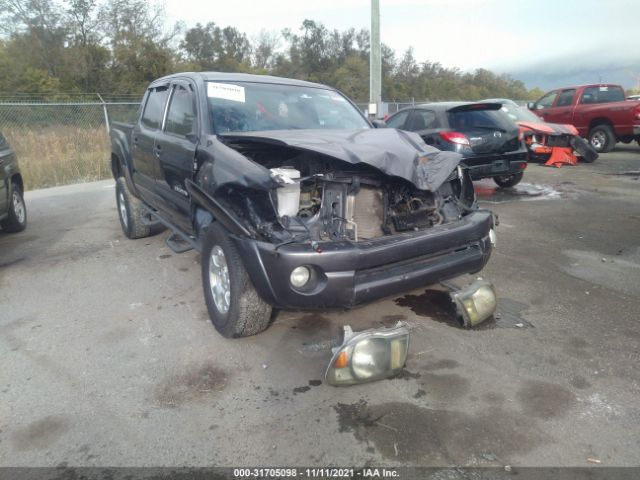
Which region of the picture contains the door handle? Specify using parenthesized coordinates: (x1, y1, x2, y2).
(154, 144, 162, 157)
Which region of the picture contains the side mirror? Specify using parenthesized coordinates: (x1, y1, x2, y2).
(371, 119, 387, 128)
(526, 102, 535, 110)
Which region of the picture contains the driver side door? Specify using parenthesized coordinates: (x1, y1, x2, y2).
(154, 80, 199, 232)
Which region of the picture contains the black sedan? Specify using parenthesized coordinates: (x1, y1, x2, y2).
(385, 102, 528, 188)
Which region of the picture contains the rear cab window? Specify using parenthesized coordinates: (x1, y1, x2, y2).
(141, 86, 170, 130)
(580, 86, 626, 104)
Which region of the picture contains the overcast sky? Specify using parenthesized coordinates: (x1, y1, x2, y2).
(163, 0, 638, 87)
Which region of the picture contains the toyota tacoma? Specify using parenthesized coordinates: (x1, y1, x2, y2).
(110, 73, 496, 338)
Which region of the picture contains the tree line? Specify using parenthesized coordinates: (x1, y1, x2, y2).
(0, 0, 546, 101)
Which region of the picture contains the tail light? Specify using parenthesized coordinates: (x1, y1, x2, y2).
(439, 131, 470, 146)
(635, 105, 640, 120)
(520, 162, 528, 170)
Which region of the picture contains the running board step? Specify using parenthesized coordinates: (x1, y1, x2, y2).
(165, 233, 194, 254)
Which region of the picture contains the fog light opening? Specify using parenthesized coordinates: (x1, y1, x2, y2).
(290, 266, 311, 288)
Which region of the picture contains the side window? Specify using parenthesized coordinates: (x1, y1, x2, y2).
(386, 110, 410, 129)
(556, 89, 576, 107)
(408, 110, 437, 131)
(0, 132, 6, 148)
(141, 86, 169, 129)
(537, 91, 558, 109)
(165, 84, 197, 137)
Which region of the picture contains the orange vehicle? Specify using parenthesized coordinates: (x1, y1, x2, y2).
(484, 99, 598, 167)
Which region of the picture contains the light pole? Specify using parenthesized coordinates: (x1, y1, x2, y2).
(369, 0, 381, 118)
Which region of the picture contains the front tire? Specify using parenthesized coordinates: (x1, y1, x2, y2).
(201, 222, 272, 338)
(588, 125, 615, 153)
(493, 172, 523, 189)
(115, 177, 152, 239)
(1, 181, 27, 233)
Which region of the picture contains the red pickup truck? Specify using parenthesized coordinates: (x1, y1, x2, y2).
(528, 84, 640, 153)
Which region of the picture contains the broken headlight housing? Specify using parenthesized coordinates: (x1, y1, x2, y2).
(325, 322, 410, 386)
(450, 278, 497, 327)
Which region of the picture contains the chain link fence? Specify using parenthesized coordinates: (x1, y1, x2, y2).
(0, 94, 141, 190)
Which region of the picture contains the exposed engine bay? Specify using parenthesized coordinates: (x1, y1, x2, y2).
(218, 136, 476, 244)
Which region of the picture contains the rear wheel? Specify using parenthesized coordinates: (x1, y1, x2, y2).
(588, 125, 615, 153)
(201, 222, 272, 338)
(1, 181, 27, 233)
(493, 172, 523, 189)
(115, 177, 152, 239)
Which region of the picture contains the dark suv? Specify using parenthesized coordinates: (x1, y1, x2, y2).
(386, 102, 528, 188)
(0, 131, 27, 233)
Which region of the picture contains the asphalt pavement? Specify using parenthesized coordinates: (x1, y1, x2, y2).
(1, 144, 639, 467)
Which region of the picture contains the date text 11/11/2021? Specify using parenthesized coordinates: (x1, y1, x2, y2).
(233, 468, 400, 478)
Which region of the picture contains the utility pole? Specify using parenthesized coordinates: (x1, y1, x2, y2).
(369, 0, 381, 118)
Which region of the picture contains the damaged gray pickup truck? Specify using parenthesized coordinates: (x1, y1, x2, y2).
(110, 73, 497, 348)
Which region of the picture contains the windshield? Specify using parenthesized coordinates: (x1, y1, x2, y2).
(206, 81, 370, 133)
(498, 103, 542, 123)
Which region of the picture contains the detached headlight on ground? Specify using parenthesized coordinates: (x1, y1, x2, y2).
(450, 278, 497, 327)
(325, 322, 410, 386)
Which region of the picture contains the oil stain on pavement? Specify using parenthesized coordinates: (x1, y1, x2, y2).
(334, 400, 548, 463)
(416, 373, 471, 400)
(395, 290, 532, 329)
(11, 415, 71, 451)
(394, 289, 461, 327)
(155, 363, 227, 408)
(516, 380, 577, 420)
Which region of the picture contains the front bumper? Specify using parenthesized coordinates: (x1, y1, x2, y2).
(232, 210, 494, 309)
(462, 151, 528, 180)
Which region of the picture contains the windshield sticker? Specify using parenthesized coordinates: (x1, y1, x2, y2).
(207, 83, 245, 103)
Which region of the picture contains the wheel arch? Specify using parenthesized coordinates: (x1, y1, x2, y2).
(10, 173, 24, 193)
(111, 152, 123, 179)
(588, 117, 615, 132)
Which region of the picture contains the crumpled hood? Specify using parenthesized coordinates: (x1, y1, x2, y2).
(220, 128, 463, 191)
